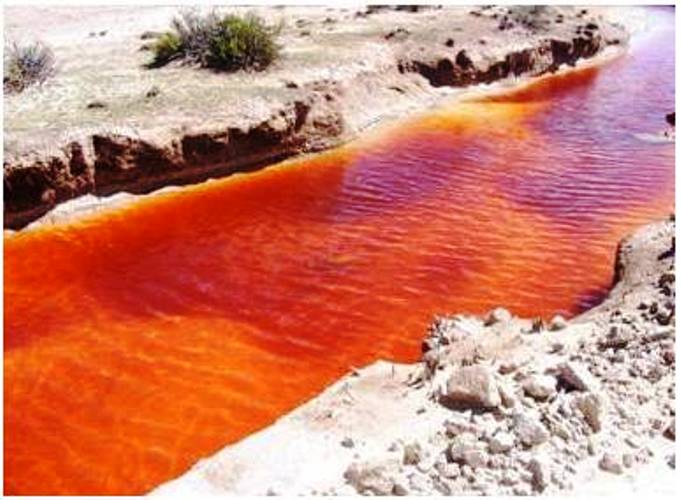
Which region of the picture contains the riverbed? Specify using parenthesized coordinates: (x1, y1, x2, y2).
(3, 8, 674, 495)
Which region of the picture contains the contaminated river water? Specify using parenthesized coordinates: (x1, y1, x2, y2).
(3, 11, 675, 495)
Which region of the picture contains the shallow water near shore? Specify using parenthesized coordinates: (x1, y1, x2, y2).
(4, 10, 675, 495)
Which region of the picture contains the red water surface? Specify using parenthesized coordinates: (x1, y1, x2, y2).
(4, 10, 675, 495)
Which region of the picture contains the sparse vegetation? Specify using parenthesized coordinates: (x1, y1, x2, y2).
(4, 41, 55, 94)
(149, 10, 280, 71)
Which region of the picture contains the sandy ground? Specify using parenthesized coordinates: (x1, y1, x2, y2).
(2, 5, 631, 150)
(152, 217, 675, 496)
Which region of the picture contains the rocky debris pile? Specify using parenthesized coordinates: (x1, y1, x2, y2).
(342, 218, 675, 495)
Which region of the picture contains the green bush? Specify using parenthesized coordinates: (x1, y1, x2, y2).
(206, 14, 279, 71)
(151, 32, 183, 65)
(4, 41, 55, 94)
(149, 10, 279, 71)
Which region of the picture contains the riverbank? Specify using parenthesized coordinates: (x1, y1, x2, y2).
(152, 216, 675, 495)
(3, 5, 632, 229)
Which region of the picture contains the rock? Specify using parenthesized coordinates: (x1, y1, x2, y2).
(666, 112, 675, 127)
(624, 435, 641, 448)
(551, 421, 571, 441)
(444, 365, 501, 409)
(662, 348, 675, 365)
(455, 50, 473, 69)
(443, 415, 478, 436)
(384, 27, 410, 41)
(447, 433, 488, 468)
(415, 459, 433, 474)
(498, 382, 518, 408)
(599, 325, 634, 349)
(145, 85, 160, 98)
(513, 484, 532, 495)
(512, 412, 550, 447)
(408, 473, 432, 493)
(498, 362, 518, 375)
(599, 453, 623, 474)
(651, 417, 665, 432)
(527, 458, 549, 492)
(86, 101, 107, 109)
(436, 461, 460, 479)
(500, 469, 520, 486)
(530, 317, 545, 333)
(489, 431, 515, 454)
(587, 436, 597, 455)
(522, 374, 557, 401)
(344, 463, 395, 495)
(549, 341, 564, 353)
(392, 482, 409, 495)
(460, 464, 474, 478)
(556, 362, 599, 392)
(664, 419, 675, 441)
(549, 314, 568, 331)
(485, 307, 512, 325)
(403, 442, 423, 465)
(341, 437, 355, 448)
(573, 393, 604, 432)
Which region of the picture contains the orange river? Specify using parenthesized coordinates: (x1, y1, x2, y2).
(3, 10, 674, 495)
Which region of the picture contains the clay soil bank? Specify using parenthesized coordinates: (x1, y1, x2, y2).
(3, 5, 633, 229)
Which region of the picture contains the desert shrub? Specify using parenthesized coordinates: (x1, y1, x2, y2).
(4, 41, 55, 94)
(149, 10, 279, 71)
(206, 14, 279, 71)
(151, 32, 183, 65)
(168, 9, 221, 64)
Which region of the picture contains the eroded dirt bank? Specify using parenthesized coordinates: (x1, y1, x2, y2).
(3, 5, 630, 229)
(153, 217, 675, 495)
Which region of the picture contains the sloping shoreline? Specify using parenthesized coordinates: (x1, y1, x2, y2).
(152, 217, 675, 496)
(3, 5, 632, 229)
